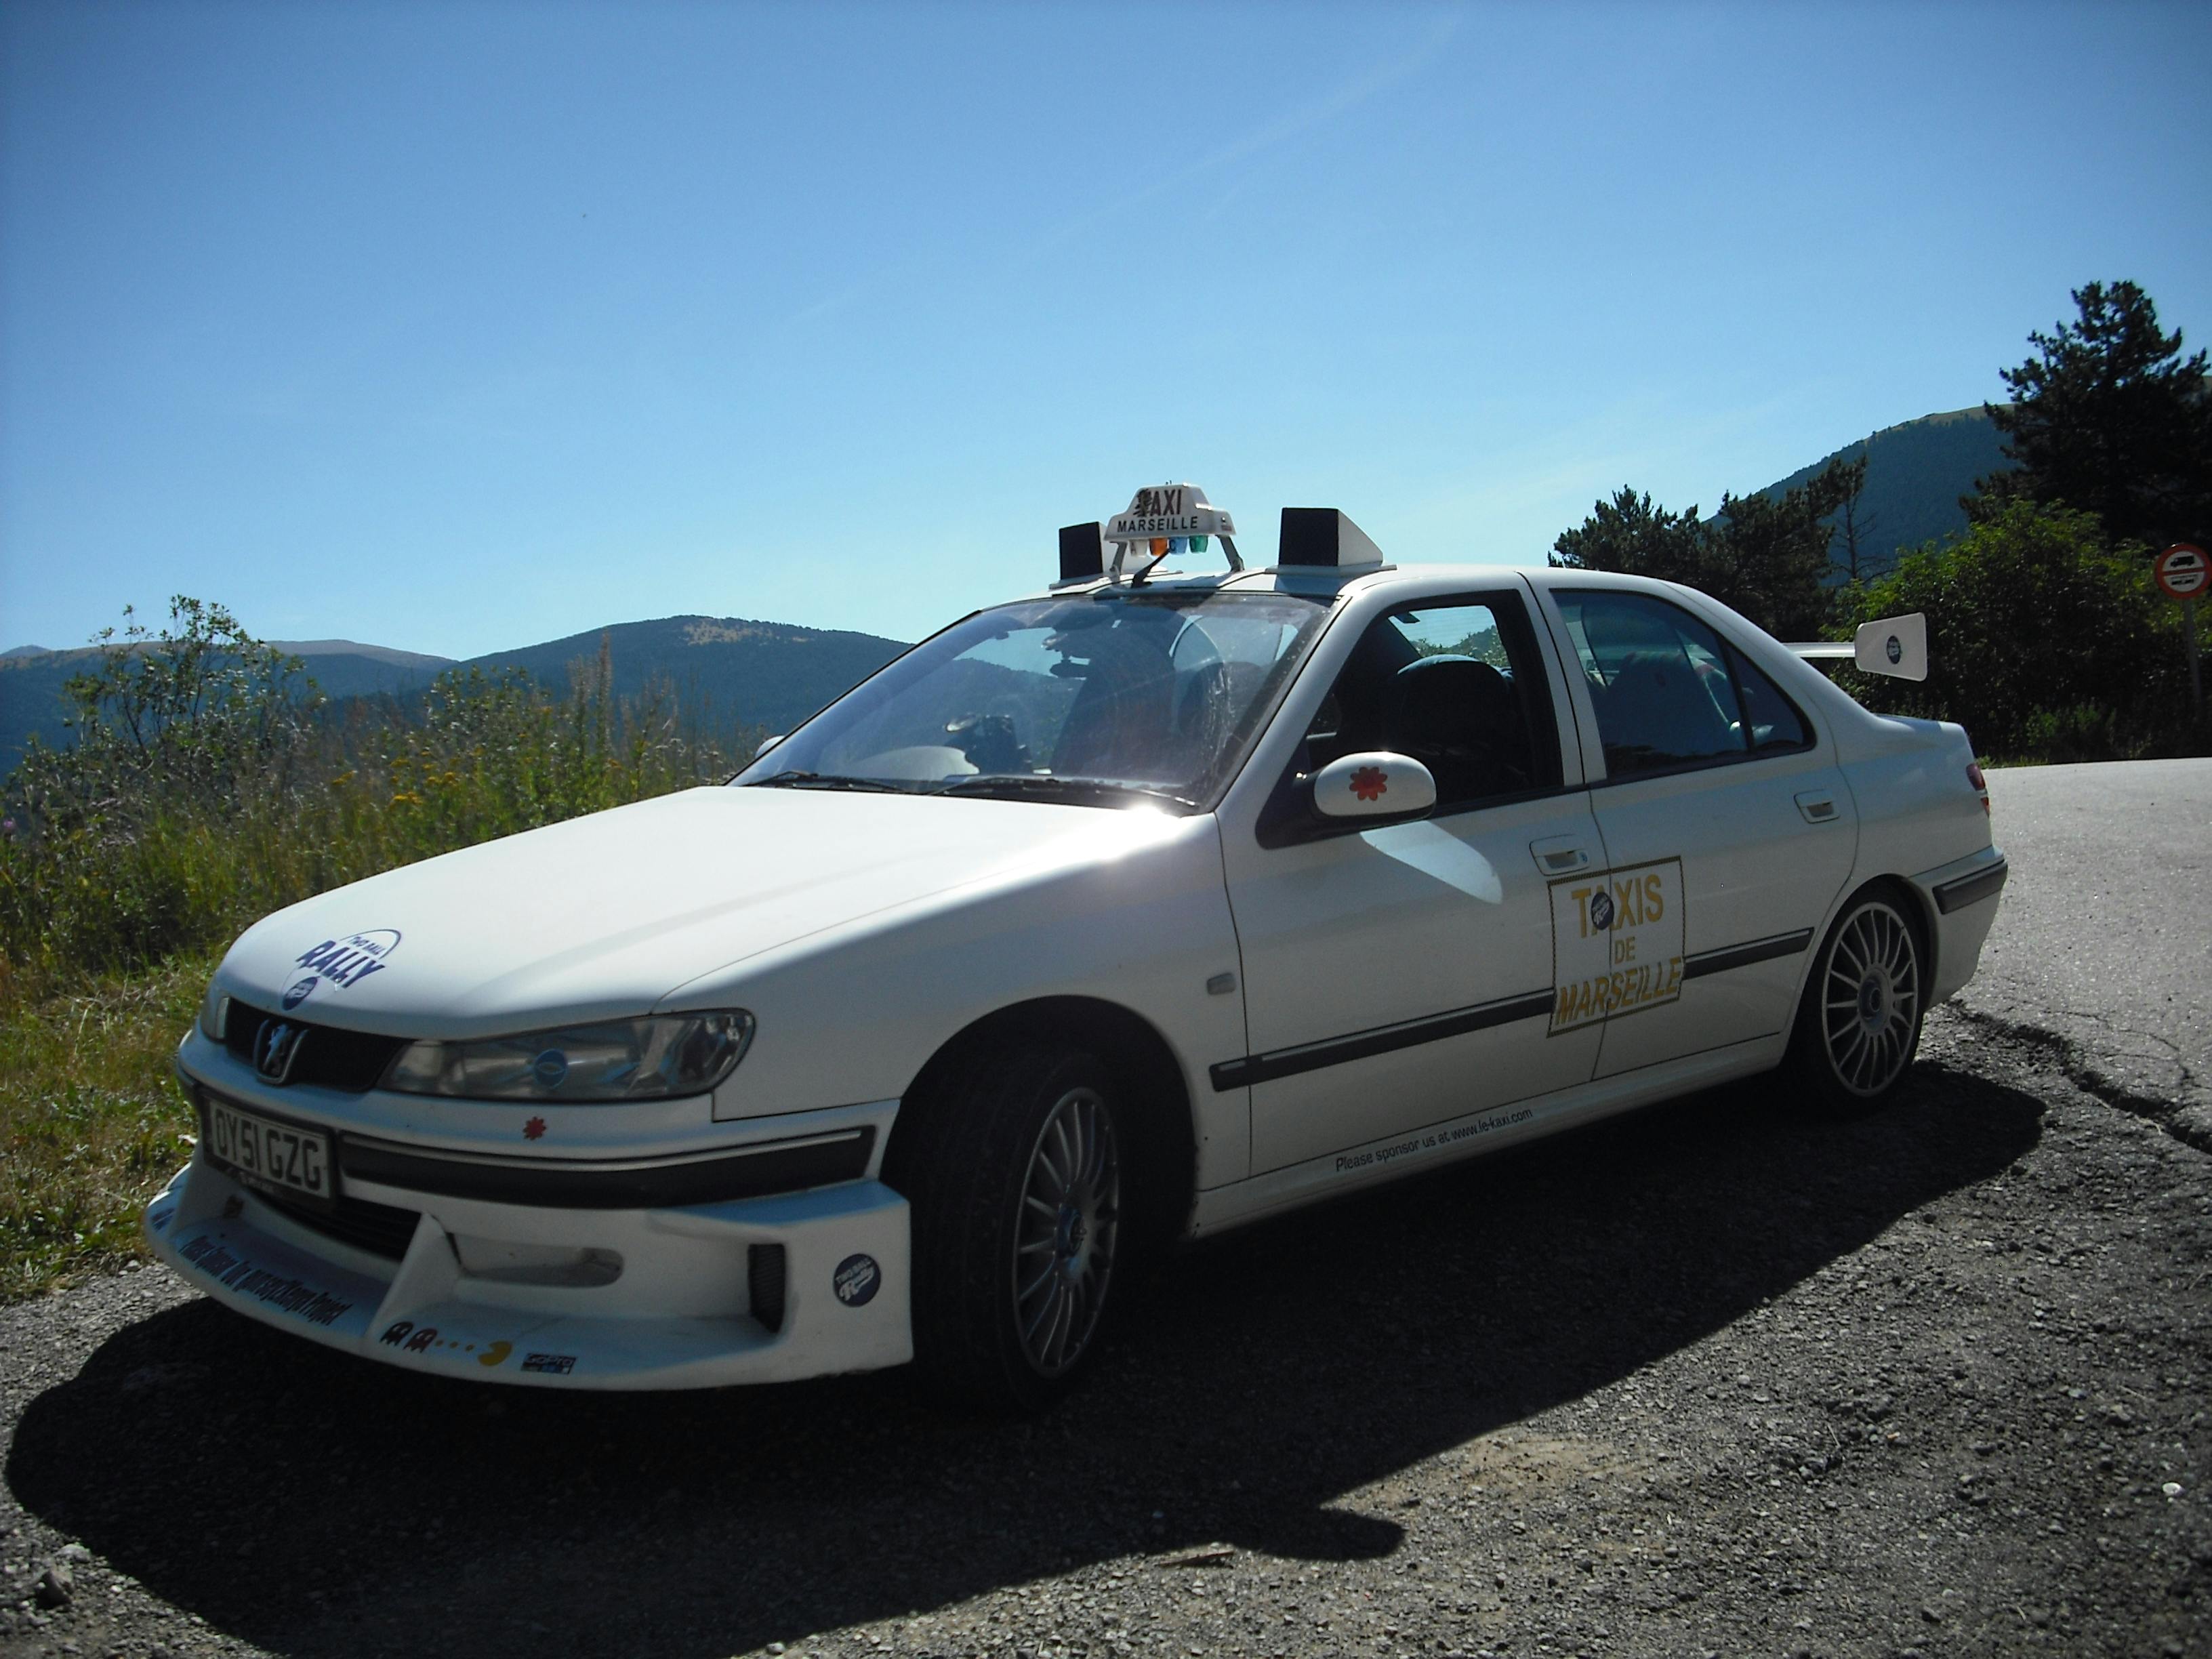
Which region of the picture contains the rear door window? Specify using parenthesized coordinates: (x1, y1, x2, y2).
(1553, 590, 1811, 779)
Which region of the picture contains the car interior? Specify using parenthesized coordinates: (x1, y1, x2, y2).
(1298, 604, 1544, 810)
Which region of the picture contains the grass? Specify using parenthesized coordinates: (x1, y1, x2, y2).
(0, 615, 760, 1301)
(0, 951, 214, 1301)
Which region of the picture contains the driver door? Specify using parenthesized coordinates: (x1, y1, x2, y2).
(1218, 589, 1605, 1175)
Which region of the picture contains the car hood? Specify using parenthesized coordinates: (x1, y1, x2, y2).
(217, 785, 1190, 1038)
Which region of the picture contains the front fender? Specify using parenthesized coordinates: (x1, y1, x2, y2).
(672, 815, 1252, 1187)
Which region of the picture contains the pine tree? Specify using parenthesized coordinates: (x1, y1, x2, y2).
(1551, 457, 1865, 637)
(1984, 281, 2212, 550)
(1549, 489, 1705, 583)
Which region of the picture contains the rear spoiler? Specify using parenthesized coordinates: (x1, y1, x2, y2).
(1786, 613, 1927, 682)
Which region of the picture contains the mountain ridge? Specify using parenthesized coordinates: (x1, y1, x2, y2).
(1747, 403, 2010, 575)
(0, 614, 911, 777)
(442, 613, 909, 737)
(3, 406, 2018, 778)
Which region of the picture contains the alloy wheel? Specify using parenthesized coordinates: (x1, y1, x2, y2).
(1820, 900, 1922, 1096)
(1011, 1084, 1120, 1376)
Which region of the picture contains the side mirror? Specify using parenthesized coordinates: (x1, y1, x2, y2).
(1310, 752, 1437, 823)
(754, 733, 785, 760)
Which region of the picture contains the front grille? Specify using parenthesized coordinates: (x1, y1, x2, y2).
(224, 1004, 408, 1093)
(256, 1188, 423, 1261)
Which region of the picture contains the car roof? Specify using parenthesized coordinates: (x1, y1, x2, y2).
(1023, 562, 1688, 605)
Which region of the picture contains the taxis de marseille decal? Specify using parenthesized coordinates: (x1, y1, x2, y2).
(1548, 858, 1685, 1035)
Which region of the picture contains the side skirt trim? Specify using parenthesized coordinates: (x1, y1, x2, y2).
(1191, 1031, 1785, 1235)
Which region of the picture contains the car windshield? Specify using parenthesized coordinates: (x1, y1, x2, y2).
(733, 587, 1332, 809)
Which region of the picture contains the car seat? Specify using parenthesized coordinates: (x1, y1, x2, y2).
(1051, 623, 1179, 780)
(1386, 656, 1530, 805)
(1597, 651, 1736, 769)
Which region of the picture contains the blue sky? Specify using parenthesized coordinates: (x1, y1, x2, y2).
(3, 0, 2209, 658)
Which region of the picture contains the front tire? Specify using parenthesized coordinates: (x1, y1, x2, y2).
(891, 1046, 1124, 1412)
(1786, 886, 1927, 1112)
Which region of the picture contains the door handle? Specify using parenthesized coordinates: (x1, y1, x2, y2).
(1794, 791, 1841, 825)
(1530, 836, 1591, 874)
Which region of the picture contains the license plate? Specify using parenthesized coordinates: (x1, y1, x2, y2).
(205, 1094, 337, 1208)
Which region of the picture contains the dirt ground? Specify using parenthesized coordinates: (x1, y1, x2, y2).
(1, 1002, 2207, 1659)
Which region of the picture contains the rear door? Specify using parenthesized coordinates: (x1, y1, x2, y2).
(1217, 586, 1609, 1174)
(1534, 582, 1858, 1078)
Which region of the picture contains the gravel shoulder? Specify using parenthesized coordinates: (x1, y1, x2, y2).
(3, 1004, 2208, 1659)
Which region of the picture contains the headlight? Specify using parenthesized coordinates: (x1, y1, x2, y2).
(199, 981, 230, 1042)
(382, 1012, 755, 1103)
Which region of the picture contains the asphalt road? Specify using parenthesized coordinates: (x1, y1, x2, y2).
(2, 760, 2208, 1659)
(1967, 760, 2212, 1145)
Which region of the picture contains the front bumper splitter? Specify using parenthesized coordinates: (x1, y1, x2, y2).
(144, 1155, 913, 1390)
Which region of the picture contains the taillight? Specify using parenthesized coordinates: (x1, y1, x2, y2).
(1966, 762, 1989, 814)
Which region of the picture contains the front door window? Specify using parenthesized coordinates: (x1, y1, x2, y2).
(1294, 598, 1563, 818)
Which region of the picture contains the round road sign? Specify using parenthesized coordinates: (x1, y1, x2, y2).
(2156, 543, 2208, 602)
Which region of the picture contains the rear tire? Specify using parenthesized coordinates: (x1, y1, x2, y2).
(889, 1046, 1124, 1413)
(1785, 886, 1927, 1113)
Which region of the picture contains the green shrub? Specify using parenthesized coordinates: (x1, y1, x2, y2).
(0, 602, 768, 1296)
(1, 600, 760, 979)
(1833, 500, 2199, 761)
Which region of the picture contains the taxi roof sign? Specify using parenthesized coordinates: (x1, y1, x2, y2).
(1105, 483, 1235, 545)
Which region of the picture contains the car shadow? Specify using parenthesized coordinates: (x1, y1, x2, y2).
(8, 1059, 2041, 1659)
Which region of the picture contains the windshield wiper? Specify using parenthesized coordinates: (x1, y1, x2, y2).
(933, 775, 1200, 812)
(745, 770, 910, 794)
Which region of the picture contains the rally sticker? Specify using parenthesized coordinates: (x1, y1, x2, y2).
(1548, 857, 1685, 1035)
(284, 928, 401, 1009)
(834, 1254, 882, 1307)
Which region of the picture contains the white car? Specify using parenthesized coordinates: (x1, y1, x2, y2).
(145, 485, 2007, 1409)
